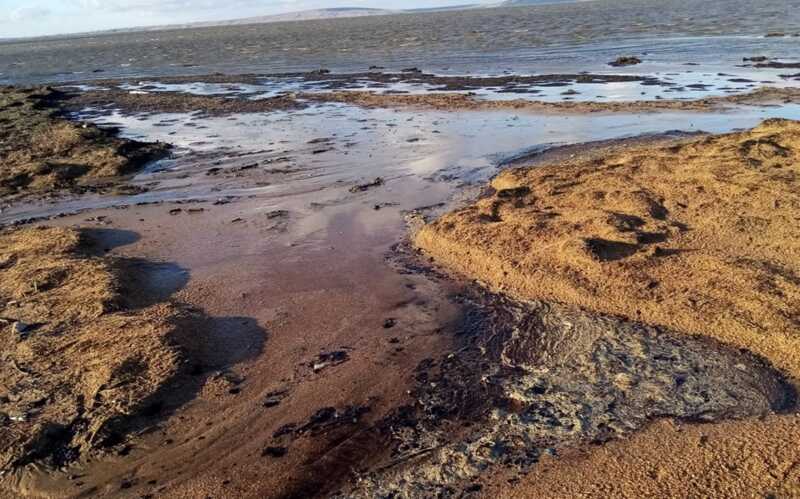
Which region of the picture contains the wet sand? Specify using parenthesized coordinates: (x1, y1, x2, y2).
(3, 174, 464, 498)
(59, 84, 800, 117)
(1, 73, 800, 498)
(303, 86, 800, 113)
(35, 65, 800, 129)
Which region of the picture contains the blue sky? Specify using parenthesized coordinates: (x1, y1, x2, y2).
(0, 0, 491, 38)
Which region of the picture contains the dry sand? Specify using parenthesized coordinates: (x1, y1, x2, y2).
(0, 227, 185, 472)
(414, 118, 800, 497)
(486, 415, 800, 498)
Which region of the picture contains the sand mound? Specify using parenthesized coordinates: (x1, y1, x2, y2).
(0, 227, 184, 470)
(413, 118, 800, 497)
(416, 118, 800, 379)
(0, 87, 168, 199)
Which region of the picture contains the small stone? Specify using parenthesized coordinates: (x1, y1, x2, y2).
(266, 210, 289, 219)
(11, 321, 28, 335)
(262, 446, 288, 458)
(349, 177, 384, 193)
(8, 414, 28, 423)
(383, 318, 397, 329)
(264, 389, 288, 408)
(609, 56, 642, 67)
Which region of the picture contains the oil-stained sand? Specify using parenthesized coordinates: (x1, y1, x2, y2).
(341, 289, 793, 497)
(0, 227, 184, 471)
(0, 87, 168, 200)
(413, 118, 800, 497)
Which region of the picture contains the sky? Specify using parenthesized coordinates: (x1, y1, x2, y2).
(0, 0, 491, 38)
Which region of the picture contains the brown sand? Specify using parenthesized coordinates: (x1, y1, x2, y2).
(415, 118, 800, 497)
(304, 86, 800, 113)
(62, 88, 304, 116)
(0, 227, 184, 471)
(416, 118, 800, 377)
(0, 87, 168, 199)
(486, 415, 800, 498)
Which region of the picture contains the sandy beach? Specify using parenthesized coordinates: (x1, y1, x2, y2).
(2, 1, 800, 496)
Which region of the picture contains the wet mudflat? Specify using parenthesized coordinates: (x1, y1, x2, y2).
(5, 86, 800, 224)
(55, 64, 800, 110)
(1, 73, 799, 498)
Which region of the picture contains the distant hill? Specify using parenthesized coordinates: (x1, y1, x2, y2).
(405, 4, 484, 12)
(66, 6, 484, 36)
(0, 3, 589, 42)
(186, 8, 391, 27)
(502, 0, 586, 5)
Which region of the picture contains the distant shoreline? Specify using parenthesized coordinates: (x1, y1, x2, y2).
(0, 1, 599, 43)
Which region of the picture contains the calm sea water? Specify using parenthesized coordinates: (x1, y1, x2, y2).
(1, 0, 799, 84)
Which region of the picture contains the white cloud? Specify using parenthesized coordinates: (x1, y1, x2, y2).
(8, 6, 52, 22)
(73, 0, 265, 13)
(1, 1, 493, 36)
